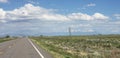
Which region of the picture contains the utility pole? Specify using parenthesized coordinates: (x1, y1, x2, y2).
(68, 27, 72, 37)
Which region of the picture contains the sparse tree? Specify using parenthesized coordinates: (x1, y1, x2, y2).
(5, 35, 10, 38)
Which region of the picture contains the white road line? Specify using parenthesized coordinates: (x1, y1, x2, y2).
(28, 38, 44, 58)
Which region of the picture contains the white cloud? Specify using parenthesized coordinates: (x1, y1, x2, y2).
(87, 3, 96, 7)
(68, 13, 93, 20)
(93, 13, 109, 20)
(0, 9, 6, 19)
(0, 20, 7, 23)
(42, 14, 69, 21)
(67, 13, 109, 20)
(70, 24, 94, 33)
(82, 3, 96, 9)
(115, 21, 120, 24)
(28, 0, 39, 5)
(0, 3, 109, 23)
(70, 24, 91, 28)
(0, 0, 8, 3)
(0, 8, 6, 23)
(71, 29, 94, 32)
(4, 4, 69, 21)
(114, 14, 120, 19)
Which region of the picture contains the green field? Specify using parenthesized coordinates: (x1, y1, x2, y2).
(31, 35, 120, 58)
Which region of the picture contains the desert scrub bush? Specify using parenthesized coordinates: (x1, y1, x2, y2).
(31, 35, 120, 58)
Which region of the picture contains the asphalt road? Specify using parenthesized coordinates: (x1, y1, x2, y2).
(0, 38, 53, 58)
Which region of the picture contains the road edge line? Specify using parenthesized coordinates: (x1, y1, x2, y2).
(28, 38, 44, 58)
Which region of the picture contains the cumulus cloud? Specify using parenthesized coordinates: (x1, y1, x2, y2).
(68, 13, 93, 20)
(0, 9, 6, 19)
(0, 9, 6, 23)
(67, 13, 109, 20)
(92, 13, 109, 20)
(0, 4, 69, 22)
(114, 14, 120, 19)
(0, 0, 8, 3)
(0, 3, 109, 23)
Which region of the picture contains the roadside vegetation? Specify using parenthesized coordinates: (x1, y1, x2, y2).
(0, 35, 14, 43)
(31, 35, 120, 58)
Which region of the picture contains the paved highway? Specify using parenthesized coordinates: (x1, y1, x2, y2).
(0, 38, 53, 58)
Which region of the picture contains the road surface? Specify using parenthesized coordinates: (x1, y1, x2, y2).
(0, 38, 53, 58)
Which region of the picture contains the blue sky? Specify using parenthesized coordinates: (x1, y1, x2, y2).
(0, 0, 120, 36)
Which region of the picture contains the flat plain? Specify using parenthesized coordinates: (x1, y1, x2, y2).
(32, 35, 120, 58)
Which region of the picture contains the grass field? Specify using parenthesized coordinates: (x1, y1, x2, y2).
(0, 37, 14, 43)
(31, 35, 120, 58)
